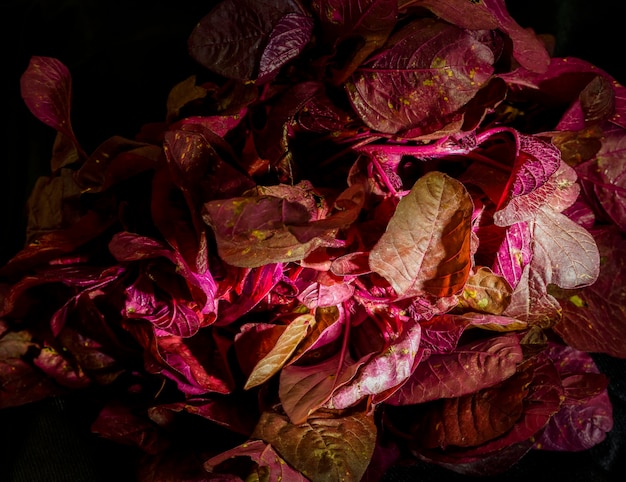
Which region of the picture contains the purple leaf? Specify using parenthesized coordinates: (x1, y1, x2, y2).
(387, 334, 523, 405)
(552, 227, 626, 358)
(257, 13, 314, 84)
(407, 0, 550, 73)
(536, 343, 613, 451)
(188, 0, 309, 82)
(347, 18, 496, 134)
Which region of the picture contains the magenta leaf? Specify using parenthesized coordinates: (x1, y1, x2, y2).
(407, 0, 550, 73)
(347, 18, 496, 134)
(327, 320, 422, 408)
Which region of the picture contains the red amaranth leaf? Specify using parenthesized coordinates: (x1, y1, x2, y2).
(536, 343, 613, 451)
(405, 0, 549, 73)
(346, 18, 495, 134)
(19, 56, 85, 164)
(387, 334, 523, 405)
(552, 227, 626, 358)
(311, 0, 398, 84)
(252, 409, 377, 482)
(204, 439, 308, 481)
(369, 171, 473, 299)
(244, 314, 315, 389)
(188, 0, 310, 82)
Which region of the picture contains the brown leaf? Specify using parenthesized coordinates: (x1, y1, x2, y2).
(245, 314, 315, 389)
(458, 267, 512, 315)
(369, 171, 473, 299)
(252, 409, 377, 482)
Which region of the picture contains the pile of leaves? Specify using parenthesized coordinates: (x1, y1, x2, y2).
(2, 0, 625, 480)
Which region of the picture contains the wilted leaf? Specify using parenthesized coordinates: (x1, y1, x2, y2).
(252, 409, 376, 482)
(369, 171, 473, 299)
(245, 314, 315, 389)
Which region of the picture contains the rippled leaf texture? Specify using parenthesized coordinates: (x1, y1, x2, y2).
(417, 367, 528, 449)
(20, 56, 85, 166)
(493, 135, 562, 226)
(204, 439, 308, 481)
(458, 267, 512, 314)
(405, 0, 549, 72)
(347, 18, 495, 134)
(188, 0, 311, 82)
(553, 228, 626, 358)
(252, 410, 376, 482)
(369, 171, 473, 299)
(258, 13, 315, 84)
(387, 334, 523, 405)
(493, 221, 533, 290)
(245, 314, 315, 389)
(328, 320, 421, 409)
(311, 0, 397, 84)
(503, 207, 599, 325)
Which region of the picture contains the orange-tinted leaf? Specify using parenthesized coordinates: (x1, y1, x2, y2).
(458, 267, 512, 315)
(244, 314, 315, 389)
(252, 409, 377, 482)
(369, 171, 473, 299)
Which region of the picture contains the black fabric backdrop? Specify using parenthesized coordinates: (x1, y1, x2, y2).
(1, 1, 625, 480)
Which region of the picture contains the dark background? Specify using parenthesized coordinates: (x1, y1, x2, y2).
(1, 1, 625, 480)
